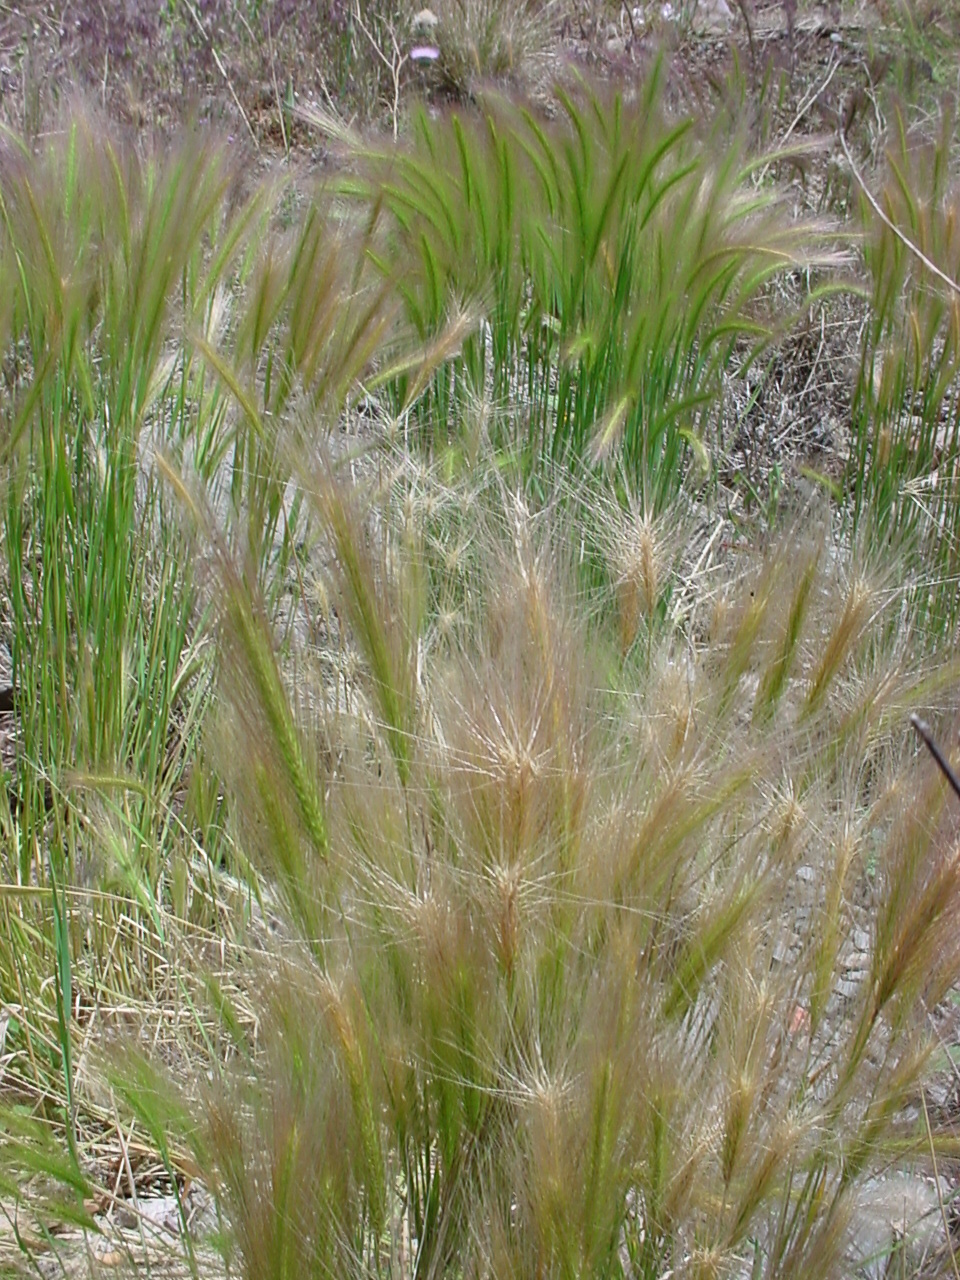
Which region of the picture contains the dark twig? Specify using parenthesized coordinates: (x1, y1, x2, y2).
(911, 714, 960, 801)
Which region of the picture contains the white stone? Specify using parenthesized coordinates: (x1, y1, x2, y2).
(850, 1173, 944, 1279)
(693, 0, 734, 33)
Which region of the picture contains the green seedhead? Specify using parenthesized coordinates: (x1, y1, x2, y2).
(323, 66, 827, 510)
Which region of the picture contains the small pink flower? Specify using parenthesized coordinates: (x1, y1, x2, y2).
(410, 45, 440, 62)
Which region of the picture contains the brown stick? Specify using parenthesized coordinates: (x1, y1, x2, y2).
(911, 714, 960, 802)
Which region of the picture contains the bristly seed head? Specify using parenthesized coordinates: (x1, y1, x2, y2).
(615, 510, 660, 655)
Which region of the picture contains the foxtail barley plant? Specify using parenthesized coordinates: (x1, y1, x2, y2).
(847, 98, 960, 638)
(101, 448, 960, 1280)
(1, 75, 960, 1280)
(307, 65, 832, 509)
